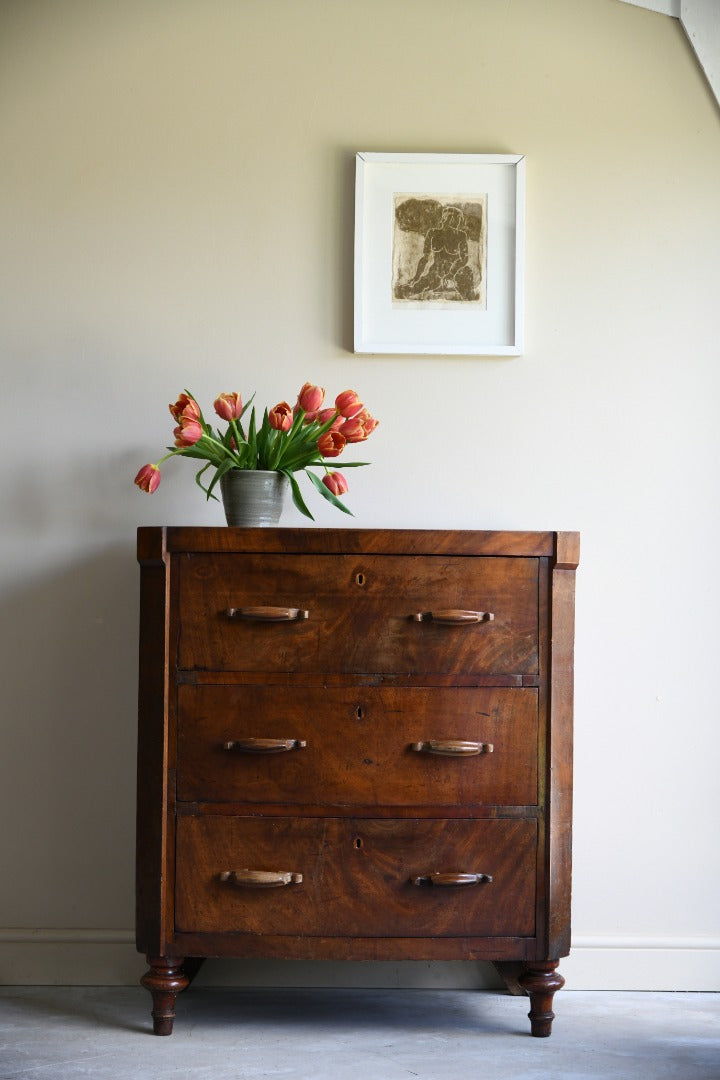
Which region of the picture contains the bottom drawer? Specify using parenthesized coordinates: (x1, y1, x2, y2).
(175, 816, 537, 938)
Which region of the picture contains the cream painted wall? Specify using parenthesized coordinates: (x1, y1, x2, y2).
(1, 0, 719, 991)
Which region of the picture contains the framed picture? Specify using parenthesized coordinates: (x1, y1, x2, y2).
(354, 152, 525, 356)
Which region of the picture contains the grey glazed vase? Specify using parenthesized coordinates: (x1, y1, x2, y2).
(219, 469, 289, 527)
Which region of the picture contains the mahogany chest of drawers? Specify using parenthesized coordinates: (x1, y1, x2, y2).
(136, 527, 578, 1037)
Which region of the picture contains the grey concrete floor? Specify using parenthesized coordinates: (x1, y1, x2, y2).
(0, 987, 718, 1079)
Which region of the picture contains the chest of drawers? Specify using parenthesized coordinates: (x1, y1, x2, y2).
(136, 527, 578, 1037)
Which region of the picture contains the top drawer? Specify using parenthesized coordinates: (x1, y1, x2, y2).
(176, 553, 538, 676)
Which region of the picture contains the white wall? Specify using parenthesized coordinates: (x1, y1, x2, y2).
(1, 0, 719, 991)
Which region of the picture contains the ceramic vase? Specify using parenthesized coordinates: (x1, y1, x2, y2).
(219, 469, 289, 527)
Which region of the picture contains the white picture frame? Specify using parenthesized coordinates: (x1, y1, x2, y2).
(354, 152, 525, 356)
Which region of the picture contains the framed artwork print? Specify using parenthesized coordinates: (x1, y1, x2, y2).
(354, 152, 525, 356)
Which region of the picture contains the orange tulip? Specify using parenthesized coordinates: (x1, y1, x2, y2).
(214, 392, 243, 421)
(356, 409, 379, 436)
(335, 389, 363, 418)
(169, 393, 200, 423)
(134, 463, 161, 493)
(173, 418, 203, 446)
(317, 430, 346, 458)
(268, 401, 293, 431)
(339, 417, 367, 443)
(297, 382, 325, 414)
(340, 410, 379, 443)
(322, 471, 348, 496)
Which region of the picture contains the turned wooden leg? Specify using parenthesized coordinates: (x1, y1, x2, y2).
(140, 955, 190, 1035)
(518, 960, 565, 1037)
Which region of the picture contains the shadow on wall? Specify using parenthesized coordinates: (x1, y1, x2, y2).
(337, 146, 356, 355)
(1, 545, 139, 927)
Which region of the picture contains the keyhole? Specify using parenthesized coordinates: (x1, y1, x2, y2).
(354, 837, 363, 849)
(356, 705, 364, 720)
(355, 572, 365, 586)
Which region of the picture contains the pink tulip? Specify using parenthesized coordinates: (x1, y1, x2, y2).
(169, 393, 200, 423)
(134, 463, 161, 493)
(297, 382, 325, 413)
(214, 392, 243, 421)
(173, 418, 203, 446)
(322, 471, 348, 496)
(269, 401, 293, 431)
(335, 389, 363, 418)
(317, 430, 346, 458)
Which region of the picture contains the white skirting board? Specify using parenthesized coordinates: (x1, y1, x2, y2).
(562, 936, 720, 992)
(1, 931, 719, 990)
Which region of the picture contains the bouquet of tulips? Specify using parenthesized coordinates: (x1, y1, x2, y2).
(134, 382, 378, 519)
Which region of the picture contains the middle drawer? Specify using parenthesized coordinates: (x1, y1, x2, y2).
(177, 685, 538, 807)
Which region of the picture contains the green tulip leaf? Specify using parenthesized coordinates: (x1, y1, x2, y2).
(283, 469, 315, 520)
(205, 458, 240, 501)
(194, 462, 220, 501)
(325, 460, 369, 467)
(240, 392, 255, 420)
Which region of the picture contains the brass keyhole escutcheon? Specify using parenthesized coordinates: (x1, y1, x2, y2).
(354, 837, 363, 849)
(355, 572, 365, 586)
(356, 705, 364, 720)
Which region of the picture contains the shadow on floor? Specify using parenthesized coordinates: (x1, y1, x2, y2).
(177, 985, 516, 1036)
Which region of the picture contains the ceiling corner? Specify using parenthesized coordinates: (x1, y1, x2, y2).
(618, 0, 720, 108)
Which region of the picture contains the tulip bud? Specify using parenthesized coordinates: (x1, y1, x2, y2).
(268, 402, 293, 431)
(297, 382, 325, 414)
(335, 389, 363, 418)
(134, 463, 161, 493)
(322, 471, 348, 496)
(214, 392, 243, 421)
(317, 430, 346, 458)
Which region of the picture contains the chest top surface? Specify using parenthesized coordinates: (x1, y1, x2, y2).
(137, 526, 579, 561)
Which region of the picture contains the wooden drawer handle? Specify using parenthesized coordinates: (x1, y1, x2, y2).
(223, 738, 307, 754)
(411, 609, 494, 624)
(411, 872, 493, 887)
(224, 606, 309, 621)
(410, 740, 494, 756)
(219, 870, 303, 888)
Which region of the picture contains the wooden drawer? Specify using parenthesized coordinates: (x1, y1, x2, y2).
(177, 685, 539, 807)
(176, 554, 539, 675)
(175, 815, 537, 938)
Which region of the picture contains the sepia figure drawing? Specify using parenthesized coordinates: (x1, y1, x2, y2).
(393, 195, 486, 306)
